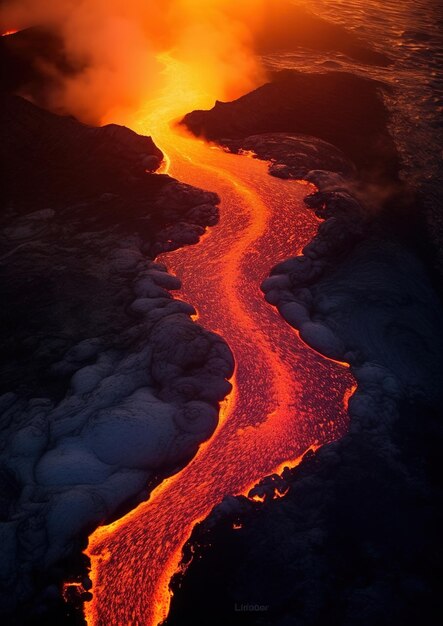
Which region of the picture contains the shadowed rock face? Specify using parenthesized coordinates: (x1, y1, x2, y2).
(224, 133, 358, 183)
(182, 71, 400, 187)
(0, 27, 71, 103)
(1, 93, 163, 209)
(0, 95, 234, 623)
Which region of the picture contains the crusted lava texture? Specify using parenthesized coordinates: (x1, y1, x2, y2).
(166, 74, 443, 625)
(0, 95, 234, 624)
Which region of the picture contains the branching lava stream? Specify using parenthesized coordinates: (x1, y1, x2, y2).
(85, 56, 355, 626)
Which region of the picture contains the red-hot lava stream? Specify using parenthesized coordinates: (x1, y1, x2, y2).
(85, 56, 355, 626)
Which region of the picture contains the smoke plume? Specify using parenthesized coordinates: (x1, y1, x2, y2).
(0, 0, 268, 125)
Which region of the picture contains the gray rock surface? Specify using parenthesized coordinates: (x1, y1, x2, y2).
(0, 95, 234, 621)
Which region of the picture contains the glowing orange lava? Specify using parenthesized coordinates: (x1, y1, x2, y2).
(85, 55, 355, 626)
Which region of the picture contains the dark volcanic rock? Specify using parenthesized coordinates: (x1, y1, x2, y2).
(182, 71, 400, 186)
(228, 133, 357, 183)
(1, 93, 163, 208)
(0, 95, 234, 623)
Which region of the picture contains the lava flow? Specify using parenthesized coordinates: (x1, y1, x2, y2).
(85, 55, 355, 626)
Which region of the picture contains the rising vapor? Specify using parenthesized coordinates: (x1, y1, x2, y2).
(0, 0, 268, 124)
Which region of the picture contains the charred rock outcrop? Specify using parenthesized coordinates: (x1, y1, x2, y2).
(182, 71, 400, 188)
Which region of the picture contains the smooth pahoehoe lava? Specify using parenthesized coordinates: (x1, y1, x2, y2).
(84, 57, 355, 626)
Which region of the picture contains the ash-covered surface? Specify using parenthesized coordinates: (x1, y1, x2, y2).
(166, 70, 443, 626)
(0, 95, 234, 624)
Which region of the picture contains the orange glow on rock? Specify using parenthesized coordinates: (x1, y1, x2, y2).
(290, 326, 351, 369)
(62, 582, 83, 602)
(84, 53, 355, 626)
(251, 493, 266, 503)
(343, 383, 358, 411)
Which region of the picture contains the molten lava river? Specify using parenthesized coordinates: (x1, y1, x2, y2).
(85, 58, 355, 626)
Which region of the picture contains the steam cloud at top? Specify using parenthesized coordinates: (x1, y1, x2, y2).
(0, 0, 268, 125)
